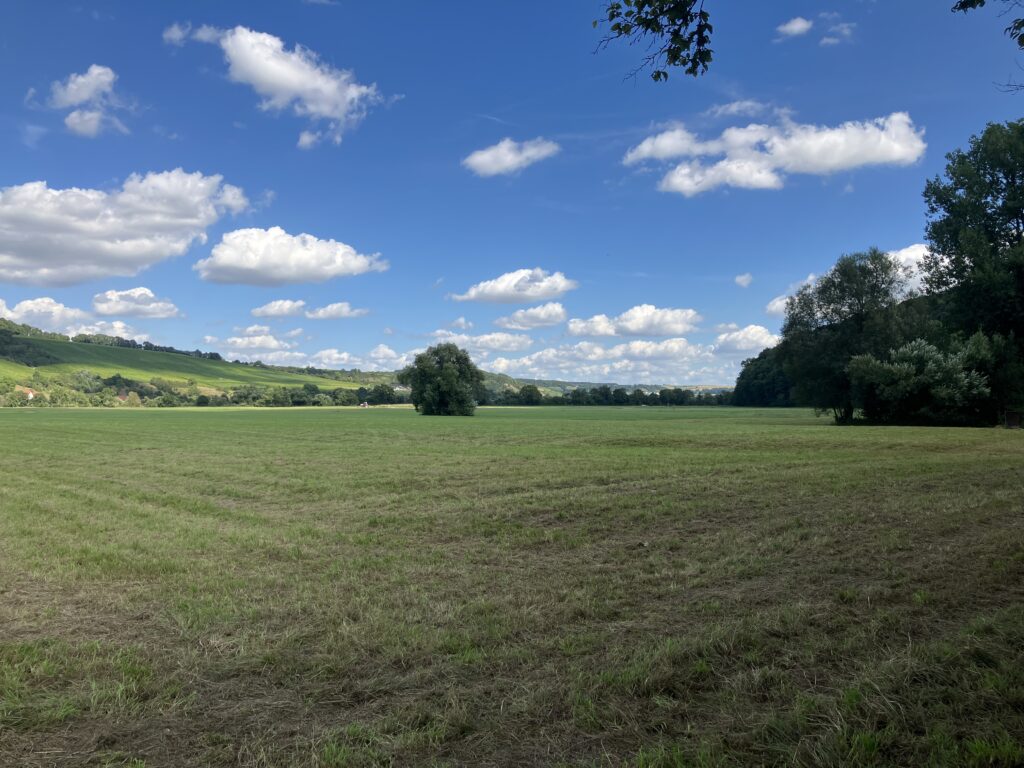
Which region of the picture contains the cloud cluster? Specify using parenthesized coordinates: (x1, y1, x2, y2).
(495, 302, 566, 330)
(0, 296, 148, 341)
(221, 324, 300, 360)
(194, 226, 387, 285)
(452, 268, 577, 303)
(462, 137, 560, 177)
(734, 273, 753, 288)
(174, 24, 381, 147)
(93, 287, 180, 318)
(45, 64, 127, 137)
(819, 15, 856, 46)
(225, 333, 293, 350)
(489, 337, 719, 383)
(0, 169, 247, 285)
(432, 329, 532, 354)
(625, 112, 926, 196)
(568, 304, 701, 337)
(1, 288, 179, 341)
(0, 297, 89, 330)
(306, 343, 417, 371)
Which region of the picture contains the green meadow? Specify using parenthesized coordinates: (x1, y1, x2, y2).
(1, 407, 1022, 767)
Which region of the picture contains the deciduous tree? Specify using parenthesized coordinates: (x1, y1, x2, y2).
(398, 343, 484, 416)
(781, 249, 908, 423)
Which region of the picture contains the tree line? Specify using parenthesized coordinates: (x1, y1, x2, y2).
(734, 120, 1023, 426)
(484, 384, 730, 407)
(70, 332, 225, 360)
(0, 371, 405, 409)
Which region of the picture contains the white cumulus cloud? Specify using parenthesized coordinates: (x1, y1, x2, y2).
(195, 226, 387, 285)
(189, 25, 381, 147)
(462, 137, 560, 177)
(92, 287, 180, 318)
(369, 343, 417, 369)
(304, 301, 368, 319)
(735, 273, 753, 288)
(714, 324, 779, 352)
(765, 295, 790, 317)
(625, 112, 926, 197)
(0, 169, 248, 285)
(47, 64, 127, 137)
(452, 268, 577, 303)
(162, 22, 191, 46)
(0, 297, 90, 330)
(49, 64, 116, 108)
(311, 343, 417, 371)
(776, 17, 813, 38)
(495, 302, 567, 330)
(309, 348, 361, 367)
(888, 243, 928, 292)
(568, 304, 701, 337)
(252, 298, 307, 317)
(224, 332, 294, 350)
(704, 100, 768, 118)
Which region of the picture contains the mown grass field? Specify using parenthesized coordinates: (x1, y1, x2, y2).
(0, 407, 1022, 767)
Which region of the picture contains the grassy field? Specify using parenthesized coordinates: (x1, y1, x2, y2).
(0, 407, 1022, 767)
(3, 338, 366, 390)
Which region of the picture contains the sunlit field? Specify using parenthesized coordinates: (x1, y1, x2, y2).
(1, 407, 1022, 767)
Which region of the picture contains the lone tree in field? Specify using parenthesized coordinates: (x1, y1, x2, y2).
(398, 343, 484, 416)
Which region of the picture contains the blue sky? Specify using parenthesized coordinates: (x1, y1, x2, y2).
(0, 1, 1020, 384)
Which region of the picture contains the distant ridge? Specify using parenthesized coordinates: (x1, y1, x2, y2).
(0, 319, 731, 395)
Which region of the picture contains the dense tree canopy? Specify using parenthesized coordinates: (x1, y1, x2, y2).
(848, 338, 992, 425)
(923, 119, 1024, 340)
(518, 384, 543, 405)
(732, 346, 793, 407)
(781, 249, 909, 423)
(397, 343, 484, 416)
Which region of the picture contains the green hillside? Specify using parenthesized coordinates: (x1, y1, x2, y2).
(0, 323, 728, 403)
(1, 336, 363, 391)
(0, 356, 30, 381)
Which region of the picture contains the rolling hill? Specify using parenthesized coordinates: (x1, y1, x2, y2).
(0, 321, 730, 397)
(0, 335, 370, 391)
